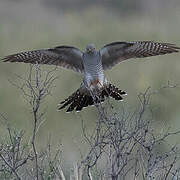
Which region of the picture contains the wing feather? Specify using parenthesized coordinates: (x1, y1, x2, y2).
(100, 41, 180, 70)
(3, 46, 84, 73)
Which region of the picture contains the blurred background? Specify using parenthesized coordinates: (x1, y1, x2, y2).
(0, 0, 180, 167)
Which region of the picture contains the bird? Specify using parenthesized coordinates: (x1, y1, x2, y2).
(3, 41, 180, 112)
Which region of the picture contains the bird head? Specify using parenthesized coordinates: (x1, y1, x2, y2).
(86, 44, 96, 55)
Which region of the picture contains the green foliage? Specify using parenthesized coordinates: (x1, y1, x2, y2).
(0, 3, 180, 172)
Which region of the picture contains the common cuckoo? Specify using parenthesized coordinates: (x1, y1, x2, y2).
(3, 41, 180, 112)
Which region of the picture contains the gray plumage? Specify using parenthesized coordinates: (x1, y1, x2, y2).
(3, 41, 180, 112)
(100, 41, 180, 70)
(83, 44, 104, 89)
(3, 46, 84, 73)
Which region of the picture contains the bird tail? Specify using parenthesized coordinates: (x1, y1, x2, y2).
(58, 83, 127, 113)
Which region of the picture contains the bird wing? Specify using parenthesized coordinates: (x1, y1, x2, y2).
(100, 41, 180, 70)
(3, 46, 84, 73)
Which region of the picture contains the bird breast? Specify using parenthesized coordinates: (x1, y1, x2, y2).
(83, 53, 104, 89)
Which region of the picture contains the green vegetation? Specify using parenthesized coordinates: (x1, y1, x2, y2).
(0, 2, 180, 177)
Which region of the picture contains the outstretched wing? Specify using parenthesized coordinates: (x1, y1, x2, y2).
(3, 46, 84, 73)
(100, 41, 180, 70)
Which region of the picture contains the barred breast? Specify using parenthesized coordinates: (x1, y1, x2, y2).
(83, 52, 105, 89)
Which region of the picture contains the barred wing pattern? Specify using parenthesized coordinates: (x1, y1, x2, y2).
(100, 41, 180, 70)
(3, 46, 84, 73)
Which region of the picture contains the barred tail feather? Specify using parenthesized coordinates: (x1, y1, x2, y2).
(58, 83, 127, 112)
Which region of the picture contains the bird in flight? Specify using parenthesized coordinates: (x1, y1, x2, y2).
(3, 41, 180, 112)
